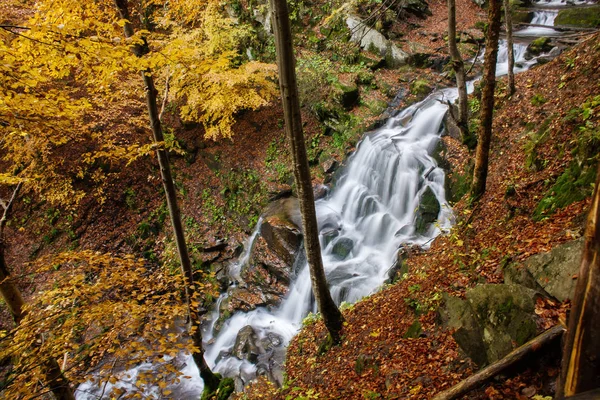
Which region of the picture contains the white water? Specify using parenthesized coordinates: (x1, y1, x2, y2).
(515, 10, 558, 36)
(75, 2, 569, 398)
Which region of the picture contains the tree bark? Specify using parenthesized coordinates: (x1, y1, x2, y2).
(113, 0, 219, 392)
(269, 0, 344, 342)
(504, 0, 516, 95)
(471, 0, 502, 201)
(557, 163, 600, 397)
(433, 325, 565, 400)
(447, 0, 470, 145)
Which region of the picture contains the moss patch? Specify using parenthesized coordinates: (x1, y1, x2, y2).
(555, 6, 600, 28)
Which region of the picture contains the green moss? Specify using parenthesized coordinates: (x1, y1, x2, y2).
(533, 162, 597, 220)
(200, 375, 234, 400)
(403, 319, 422, 338)
(410, 79, 433, 98)
(555, 6, 600, 28)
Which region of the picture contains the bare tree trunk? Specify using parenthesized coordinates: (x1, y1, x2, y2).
(269, 0, 344, 342)
(113, 0, 220, 392)
(504, 0, 516, 95)
(557, 163, 600, 396)
(0, 184, 75, 400)
(471, 0, 502, 201)
(447, 0, 471, 145)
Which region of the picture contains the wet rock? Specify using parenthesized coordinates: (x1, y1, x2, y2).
(313, 184, 329, 200)
(233, 326, 262, 363)
(331, 237, 354, 260)
(319, 154, 339, 175)
(328, 264, 361, 286)
(346, 16, 409, 68)
(525, 37, 553, 59)
(505, 238, 583, 302)
(260, 198, 303, 267)
(414, 186, 441, 234)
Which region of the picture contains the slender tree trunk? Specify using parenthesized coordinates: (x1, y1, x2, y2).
(447, 0, 470, 145)
(269, 0, 344, 342)
(113, 0, 220, 392)
(470, 0, 502, 201)
(557, 163, 600, 396)
(0, 184, 75, 400)
(504, 0, 516, 95)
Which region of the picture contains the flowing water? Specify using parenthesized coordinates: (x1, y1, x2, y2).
(76, 1, 573, 398)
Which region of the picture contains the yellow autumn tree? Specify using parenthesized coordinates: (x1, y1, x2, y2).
(0, 251, 218, 399)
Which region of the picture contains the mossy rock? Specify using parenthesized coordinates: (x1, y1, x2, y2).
(414, 186, 440, 234)
(555, 6, 600, 28)
(410, 79, 433, 99)
(403, 319, 422, 338)
(526, 37, 553, 56)
(333, 82, 360, 110)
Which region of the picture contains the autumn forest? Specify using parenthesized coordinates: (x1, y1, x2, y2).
(1, 0, 599, 399)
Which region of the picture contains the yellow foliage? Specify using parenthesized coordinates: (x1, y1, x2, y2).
(0, 251, 209, 399)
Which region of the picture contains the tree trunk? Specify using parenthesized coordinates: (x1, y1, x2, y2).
(447, 0, 470, 145)
(471, 0, 502, 201)
(113, 0, 220, 392)
(0, 184, 75, 400)
(504, 0, 516, 95)
(557, 163, 600, 396)
(269, 0, 344, 342)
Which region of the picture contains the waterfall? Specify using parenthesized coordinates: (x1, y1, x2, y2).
(75, 1, 572, 398)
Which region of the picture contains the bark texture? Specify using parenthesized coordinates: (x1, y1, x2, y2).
(114, 0, 219, 391)
(269, 0, 344, 342)
(557, 163, 600, 396)
(471, 0, 502, 200)
(447, 0, 470, 144)
(504, 0, 516, 95)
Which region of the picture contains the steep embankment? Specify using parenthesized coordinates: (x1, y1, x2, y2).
(239, 29, 600, 400)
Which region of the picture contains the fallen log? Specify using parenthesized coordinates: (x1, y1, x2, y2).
(560, 389, 600, 400)
(432, 325, 566, 400)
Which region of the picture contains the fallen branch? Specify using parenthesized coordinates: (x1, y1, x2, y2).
(433, 324, 566, 400)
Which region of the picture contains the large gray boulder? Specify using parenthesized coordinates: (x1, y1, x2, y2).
(439, 284, 540, 366)
(505, 238, 583, 302)
(346, 16, 409, 68)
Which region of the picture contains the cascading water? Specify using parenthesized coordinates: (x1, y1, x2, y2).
(75, 1, 574, 398)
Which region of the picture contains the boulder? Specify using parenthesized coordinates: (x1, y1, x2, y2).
(346, 16, 409, 68)
(525, 37, 553, 59)
(331, 237, 354, 260)
(505, 238, 583, 302)
(555, 6, 600, 29)
(233, 326, 262, 363)
(414, 186, 441, 234)
(335, 82, 360, 110)
(439, 284, 540, 366)
(260, 197, 303, 266)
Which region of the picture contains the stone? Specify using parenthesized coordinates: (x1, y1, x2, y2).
(346, 16, 409, 68)
(506, 238, 583, 302)
(335, 82, 360, 110)
(439, 285, 540, 366)
(403, 319, 423, 338)
(319, 154, 339, 175)
(414, 186, 441, 234)
(331, 237, 354, 260)
(525, 37, 553, 59)
(232, 325, 262, 363)
(555, 6, 600, 28)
